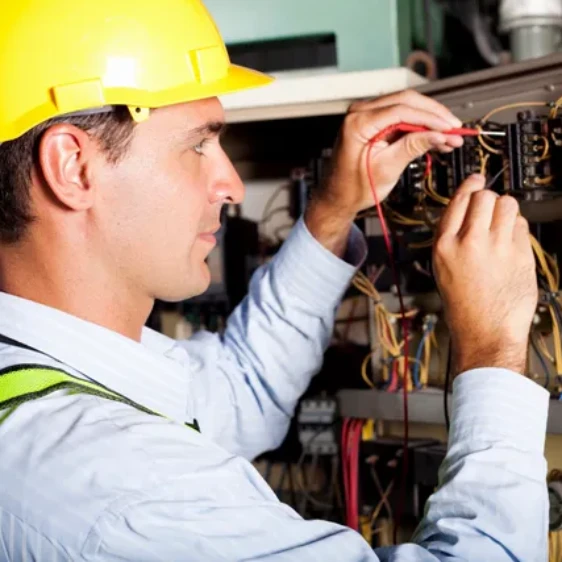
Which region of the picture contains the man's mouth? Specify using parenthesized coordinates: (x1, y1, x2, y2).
(197, 224, 220, 245)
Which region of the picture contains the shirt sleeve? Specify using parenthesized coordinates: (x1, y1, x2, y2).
(81, 369, 548, 562)
(376, 368, 549, 562)
(183, 217, 366, 460)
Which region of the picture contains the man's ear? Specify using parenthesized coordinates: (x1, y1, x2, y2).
(37, 124, 97, 211)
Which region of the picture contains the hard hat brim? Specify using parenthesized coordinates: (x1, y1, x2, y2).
(215, 64, 275, 99)
(109, 64, 275, 112)
(1, 65, 274, 142)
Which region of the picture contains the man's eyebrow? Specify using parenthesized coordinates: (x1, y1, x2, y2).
(185, 121, 227, 141)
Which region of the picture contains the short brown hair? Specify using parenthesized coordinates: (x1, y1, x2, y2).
(0, 106, 135, 244)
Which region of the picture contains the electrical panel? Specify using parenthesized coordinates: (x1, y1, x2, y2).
(393, 111, 562, 204)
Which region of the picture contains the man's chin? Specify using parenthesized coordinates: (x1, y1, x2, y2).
(157, 264, 211, 303)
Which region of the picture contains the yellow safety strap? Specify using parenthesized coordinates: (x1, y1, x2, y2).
(0, 364, 200, 432)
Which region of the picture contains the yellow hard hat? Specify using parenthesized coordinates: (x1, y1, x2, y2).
(0, 0, 273, 142)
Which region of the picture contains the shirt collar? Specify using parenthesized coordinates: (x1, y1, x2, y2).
(0, 292, 190, 424)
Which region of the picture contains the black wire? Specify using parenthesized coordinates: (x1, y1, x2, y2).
(444, 340, 452, 432)
(485, 164, 508, 191)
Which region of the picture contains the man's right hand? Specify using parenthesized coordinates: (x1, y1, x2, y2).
(433, 174, 538, 375)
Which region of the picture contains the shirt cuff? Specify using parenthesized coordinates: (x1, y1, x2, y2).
(451, 368, 549, 453)
(272, 217, 367, 309)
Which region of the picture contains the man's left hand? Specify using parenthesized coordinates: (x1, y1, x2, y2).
(304, 90, 464, 257)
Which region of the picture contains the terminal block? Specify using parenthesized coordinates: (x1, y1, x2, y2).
(505, 112, 554, 200)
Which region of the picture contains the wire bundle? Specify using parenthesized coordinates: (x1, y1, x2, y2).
(364, 125, 417, 543)
(530, 234, 562, 388)
(368, 463, 395, 538)
(412, 318, 437, 389)
(353, 271, 419, 391)
(423, 154, 450, 206)
(341, 418, 364, 531)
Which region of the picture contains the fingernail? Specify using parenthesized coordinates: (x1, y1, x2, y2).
(469, 173, 486, 183)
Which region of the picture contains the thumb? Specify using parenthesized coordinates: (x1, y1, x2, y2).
(377, 131, 447, 179)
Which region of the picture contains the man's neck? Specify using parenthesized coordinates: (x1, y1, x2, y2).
(0, 245, 151, 342)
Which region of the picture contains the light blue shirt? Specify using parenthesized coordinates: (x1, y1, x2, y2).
(0, 218, 549, 561)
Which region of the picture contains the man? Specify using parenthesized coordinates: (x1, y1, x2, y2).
(0, 0, 547, 560)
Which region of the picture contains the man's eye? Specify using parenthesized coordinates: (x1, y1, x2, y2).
(193, 139, 209, 155)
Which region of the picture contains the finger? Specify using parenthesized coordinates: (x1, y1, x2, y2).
(462, 189, 500, 235)
(491, 195, 519, 241)
(349, 89, 462, 128)
(444, 134, 464, 148)
(380, 131, 447, 176)
(514, 215, 531, 247)
(436, 174, 486, 237)
(432, 135, 464, 153)
(455, 173, 487, 196)
(349, 90, 461, 127)
(352, 104, 455, 144)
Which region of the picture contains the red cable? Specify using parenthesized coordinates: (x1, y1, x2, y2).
(366, 126, 411, 544)
(344, 124, 465, 539)
(351, 420, 362, 531)
(387, 359, 399, 393)
(351, 123, 477, 541)
(342, 418, 364, 532)
(424, 153, 433, 178)
(341, 418, 351, 525)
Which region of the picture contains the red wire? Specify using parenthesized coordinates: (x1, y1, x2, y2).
(341, 418, 351, 525)
(342, 418, 364, 532)
(424, 153, 433, 178)
(366, 128, 410, 544)
(387, 359, 399, 393)
(351, 420, 362, 531)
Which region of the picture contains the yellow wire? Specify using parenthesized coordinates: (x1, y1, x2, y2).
(529, 236, 562, 375)
(538, 135, 550, 161)
(534, 175, 554, 185)
(421, 332, 432, 387)
(550, 530, 562, 562)
(353, 272, 401, 358)
(548, 255, 561, 288)
(385, 309, 419, 320)
(477, 146, 490, 174)
(549, 468, 562, 562)
(483, 102, 550, 123)
(424, 168, 450, 206)
(551, 95, 562, 118)
(354, 270, 423, 390)
(477, 101, 550, 155)
(370, 481, 395, 527)
(539, 334, 555, 364)
(476, 125, 503, 155)
(531, 234, 558, 291)
(361, 349, 377, 388)
(420, 198, 439, 230)
(549, 305, 562, 376)
(385, 206, 426, 226)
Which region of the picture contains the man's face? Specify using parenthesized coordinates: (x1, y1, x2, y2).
(92, 98, 243, 302)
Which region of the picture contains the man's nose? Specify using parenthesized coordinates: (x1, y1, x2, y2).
(211, 155, 245, 205)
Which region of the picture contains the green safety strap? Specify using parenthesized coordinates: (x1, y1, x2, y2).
(0, 364, 200, 432)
